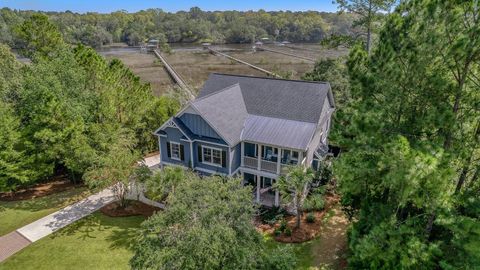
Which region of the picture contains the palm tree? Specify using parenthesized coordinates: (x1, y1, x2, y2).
(274, 166, 315, 228)
(145, 166, 185, 202)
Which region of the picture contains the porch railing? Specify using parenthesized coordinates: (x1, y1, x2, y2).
(261, 160, 277, 174)
(243, 156, 257, 169)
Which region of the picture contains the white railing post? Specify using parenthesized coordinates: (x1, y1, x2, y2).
(298, 151, 303, 165)
(276, 148, 281, 174)
(241, 142, 245, 167)
(257, 144, 262, 170)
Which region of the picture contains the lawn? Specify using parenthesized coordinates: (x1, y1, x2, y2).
(0, 187, 91, 236)
(0, 212, 145, 270)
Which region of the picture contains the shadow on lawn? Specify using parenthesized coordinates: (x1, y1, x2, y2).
(52, 212, 144, 250)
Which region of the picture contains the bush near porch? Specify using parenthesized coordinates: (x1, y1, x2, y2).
(256, 193, 339, 243)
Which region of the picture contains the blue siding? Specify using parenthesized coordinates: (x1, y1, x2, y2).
(193, 141, 229, 175)
(160, 127, 191, 167)
(231, 143, 241, 173)
(180, 113, 222, 140)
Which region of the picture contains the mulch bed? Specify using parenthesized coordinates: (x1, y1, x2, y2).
(100, 200, 162, 218)
(0, 177, 82, 201)
(257, 194, 340, 243)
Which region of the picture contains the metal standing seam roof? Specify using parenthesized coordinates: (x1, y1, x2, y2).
(242, 115, 317, 150)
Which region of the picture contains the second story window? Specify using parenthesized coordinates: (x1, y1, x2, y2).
(262, 146, 278, 162)
(281, 149, 299, 165)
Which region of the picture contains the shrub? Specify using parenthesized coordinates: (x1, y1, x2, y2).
(285, 227, 292, 236)
(261, 245, 297, 270)
(259, 206, 285, 225)
(306, 212, 316, 223)
(274, 229, 282, 237)
(304, 193, 325, 212)
(279, 219, 287, 232)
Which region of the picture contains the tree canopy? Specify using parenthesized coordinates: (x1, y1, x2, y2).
(0, 14, 179, 192)
(334, 0, 480, 268)
(0, 7, 357, 48)
(131, 175, 296, 270)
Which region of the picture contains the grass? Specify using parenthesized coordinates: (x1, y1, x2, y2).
(264, 205, 349, 270)
(0, 212, 144, 270)
(264, 234, 318, 269)
(0, 187, 91, 236)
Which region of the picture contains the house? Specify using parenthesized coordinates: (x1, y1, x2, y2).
(154, 73, 335, 206)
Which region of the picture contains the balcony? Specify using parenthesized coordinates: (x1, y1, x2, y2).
(243, 156, 257, 169)
(261, 160, 277, 174)
(242, 142, 304, 175)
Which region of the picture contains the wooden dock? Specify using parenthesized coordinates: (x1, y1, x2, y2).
(207, 47, 281, 78)
(153, 49, 195, 100)
(283, 44, 322, 53)
(257, 46, 316, 63)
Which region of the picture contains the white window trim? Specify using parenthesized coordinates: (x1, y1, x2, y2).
(170, 142, 181, 161)
(201, 145, 223, 167)
(281, 149, 299, 165)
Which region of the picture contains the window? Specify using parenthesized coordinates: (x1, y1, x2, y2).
(202, 146, 222, 166)
(262, 146, 278, 162)
(170, 142, 181, 160)
(281, 149, 299, 165)
(244, 142, 257, 158)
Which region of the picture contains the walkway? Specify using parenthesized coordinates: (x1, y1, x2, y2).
(0, 153, 161, 263)
(0, 187, 115, 262)
(0, 232, 30, 262)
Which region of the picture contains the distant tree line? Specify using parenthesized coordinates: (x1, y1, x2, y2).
(0, 14, 180, 192)
(0, 7, 358, 48)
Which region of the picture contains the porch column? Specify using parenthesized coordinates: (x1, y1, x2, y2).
(240, 142, 244, 167)
(257, 144, 262, 170)
(189, 141, 194, 169)
(158, 137, 162, 166)
(276, 147, 281, 174)
(298, 151, 303, 165)
(256, 175, 260, 203)
(274, 179, 279, 206)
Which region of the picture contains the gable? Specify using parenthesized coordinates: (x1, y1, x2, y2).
(179, 113, 222, 140)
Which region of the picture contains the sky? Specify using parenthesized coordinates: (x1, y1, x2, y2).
(0, 0, 338, 13)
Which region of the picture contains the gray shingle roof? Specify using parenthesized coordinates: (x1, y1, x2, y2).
(191, 83, 248, 145)
(199, 73, 333, 123)
(170, 73, 334, 150)
(242, 115, 317, 150)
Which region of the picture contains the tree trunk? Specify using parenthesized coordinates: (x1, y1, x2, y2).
(455, 160, 470, 194)
(296, 208, 302, 228)
(468, 166, 479, 188)
(366, 1, 372, 54)
(366, 26, 371, 54)
(457, 121, 480, 193)
(425, 212, 436, 239)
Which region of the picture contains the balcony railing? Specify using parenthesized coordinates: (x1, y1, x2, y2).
(243, 156, 257, 169)
(261, 160, 277, 174)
